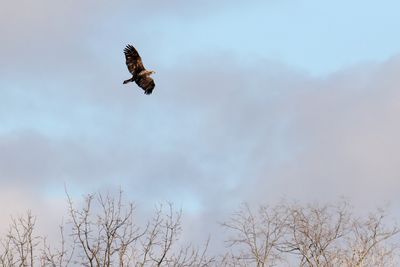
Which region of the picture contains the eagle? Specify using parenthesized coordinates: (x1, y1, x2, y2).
(123, 44, 155, 95)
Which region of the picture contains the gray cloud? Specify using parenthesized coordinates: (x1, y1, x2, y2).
(1, 51, 400, 251)
(2, 52, 400, 204)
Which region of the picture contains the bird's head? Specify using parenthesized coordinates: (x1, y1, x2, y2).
(149, 70, 156, 76)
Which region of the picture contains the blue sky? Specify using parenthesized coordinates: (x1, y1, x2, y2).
(93, 0, 400, 75)
(150, 0, 400, 75)
(1, 0, 400, 249)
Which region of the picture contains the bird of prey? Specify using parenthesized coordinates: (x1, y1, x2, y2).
(123, 44, 155, 95)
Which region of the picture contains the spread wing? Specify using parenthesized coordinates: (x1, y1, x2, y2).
(135, 75, 155, 95)
(124, 45, 145, 76)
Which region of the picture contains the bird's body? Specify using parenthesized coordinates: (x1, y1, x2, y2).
(123, 45, 155, 95)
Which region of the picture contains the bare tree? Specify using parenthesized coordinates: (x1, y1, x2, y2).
(135, 203, 182, 267)
(40, 222, 75, 267)
(0, 231, 15, 267)
(66, 190, 144, 267)
(0, 211, 39, 267)
(281, 201, 350, 267)
(0, 191, 212, 267)
(223, 201, 399, 267)
(168, 237, 215, 266)
(341, 209, 399, 267)
(1, 193, 399, 267)
(66, 190, 203, 267)
(222, 203, 288, 267)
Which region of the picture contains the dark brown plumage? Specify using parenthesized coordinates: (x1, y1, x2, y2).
(123, 45, 155, 95)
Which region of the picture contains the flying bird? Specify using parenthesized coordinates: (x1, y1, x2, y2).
(123, 45, 155, 95)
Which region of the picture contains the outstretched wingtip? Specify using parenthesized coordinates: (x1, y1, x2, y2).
(124, 44, 135, 51)
(124, 44, 141, 58)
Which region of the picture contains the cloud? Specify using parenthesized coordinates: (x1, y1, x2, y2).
(1, 51, 400, 251)
(2, 51, 400, 206)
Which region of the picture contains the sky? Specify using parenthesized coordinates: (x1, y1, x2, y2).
(1, 0, 400, 252)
